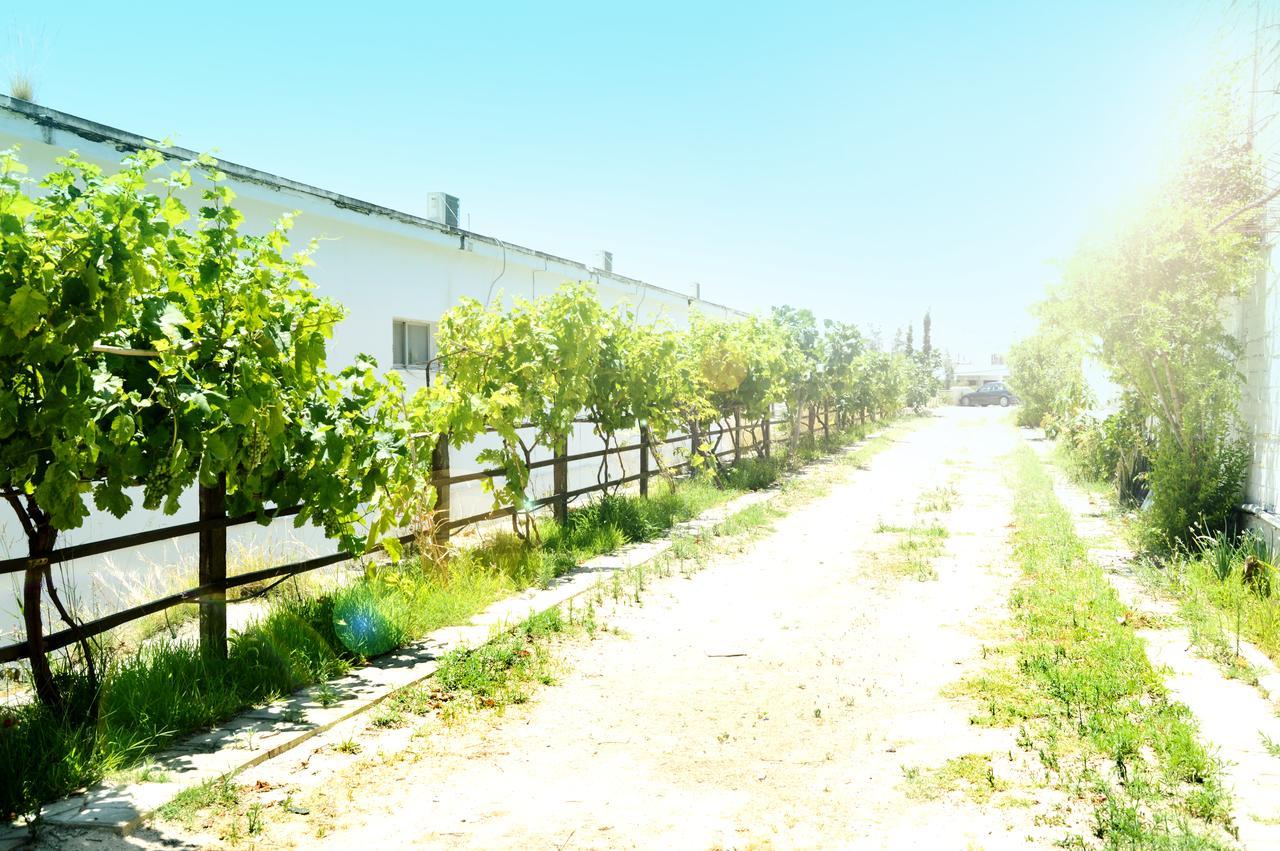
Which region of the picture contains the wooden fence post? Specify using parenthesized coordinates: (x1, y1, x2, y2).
(733, 407, 742, 464)
(198, 475, 227, 661)
(690, 420, 701, 472)
(823, 400, 830, 447)
(762, 417, 771, 459)
(553, 434, 569, 523)
(807, 404, 816, 445)
(431, 434, 451, 546)
(639, 423, 650, 498)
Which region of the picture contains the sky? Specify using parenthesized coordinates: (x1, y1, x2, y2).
(1, 1, 1252, 363)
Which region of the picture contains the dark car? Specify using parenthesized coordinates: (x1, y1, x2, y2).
(959, 381, 1017, 407)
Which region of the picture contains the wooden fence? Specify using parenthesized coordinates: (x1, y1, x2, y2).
(0, 402, 837, 667)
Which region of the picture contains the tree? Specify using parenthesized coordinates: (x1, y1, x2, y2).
(822, 320, 866, 426)
(1006, 328, 1090, 431)
(1046, 85, 1262, 547)
(0, 148, 421, 711)
(585, 311, 705, 485)
(905, 324, 914, 358)
(922, 311, 932, 358)
(426, 283, 604, 539)
(0, 148, 175, 710)
(771, 306, 825, 452)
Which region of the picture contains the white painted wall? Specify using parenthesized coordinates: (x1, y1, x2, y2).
(1237, 6, 1280, 537)
(0, 98, 747, 636)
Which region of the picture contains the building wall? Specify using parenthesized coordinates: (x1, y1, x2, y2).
(0, 98, 747, 634)
(1237, 4, 1280, 533)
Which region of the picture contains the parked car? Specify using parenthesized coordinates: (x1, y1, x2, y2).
(959, 381, 1017, 407)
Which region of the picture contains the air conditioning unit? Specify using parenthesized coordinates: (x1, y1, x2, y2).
(427, 193, 460, 228)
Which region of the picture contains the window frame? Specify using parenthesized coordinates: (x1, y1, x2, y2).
(391, 318, 435, 371)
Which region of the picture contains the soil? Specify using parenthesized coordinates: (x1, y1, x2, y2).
(38, 410, 1091, 850)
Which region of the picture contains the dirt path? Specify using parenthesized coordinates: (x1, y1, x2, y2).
(58, 410, 1080, 849)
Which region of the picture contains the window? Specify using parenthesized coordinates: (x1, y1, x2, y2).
(392, 319, 433, 370)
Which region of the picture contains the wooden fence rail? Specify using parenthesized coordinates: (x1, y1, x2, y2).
(0, 407, 831, 666)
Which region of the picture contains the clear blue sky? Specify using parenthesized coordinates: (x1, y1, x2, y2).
(3, 1, 1245, 362)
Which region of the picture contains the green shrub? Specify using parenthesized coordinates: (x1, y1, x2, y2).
(330, 582, 410, 658)
(721, 456, 784, 491)
(1060, 396, 1149, 505)
(1007, 332, 1091, 429)
(1143, 422, 1249, 551)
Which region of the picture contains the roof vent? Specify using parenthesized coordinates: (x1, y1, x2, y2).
(596, 250, 613, 273)
(427, 193, 460, 228)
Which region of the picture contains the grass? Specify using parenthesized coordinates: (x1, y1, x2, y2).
(953, 445, 1235, 848)
(1136, 529, 1280, 681)
(918, 484, 957, 513)
(0, 419, 902, 821)
(8, 72, 33, 103)
(872, 520, 947, 582)
(901, 753, 1009, 804)
(433, 608, 566, 708)
(159, 606, 583, 842)
(157, 773, 240, 827)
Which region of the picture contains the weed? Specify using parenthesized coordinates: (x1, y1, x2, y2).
(875, 522, 947, 581)
(385, 684, 451, 716)
(314, 685, 340, 708)
(901, 753, 1009, 804)
(370, 706, 406, 728)
(246, 802, 264, 835)
(117, 761, 170, 784)
(434, 610, 566, 709)
(918, 485, 957, 513)
(956, 446, 1236, 847)
(157, 774, 239, 826)
(9, 72, 34, 102)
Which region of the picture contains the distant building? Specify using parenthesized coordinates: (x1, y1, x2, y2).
(951, 357, 1009, 389)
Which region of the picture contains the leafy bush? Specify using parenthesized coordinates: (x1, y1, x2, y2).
(331, 582, 410, 658)
(1007, 331, 1091, 429)
(1143, 422, 1249, 551)
(720, 456, 784, 491)
(1061, 396, 1149, 504)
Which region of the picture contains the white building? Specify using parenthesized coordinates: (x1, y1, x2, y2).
(1235, 5, 1280, 543)
(0, 95, 748, 634)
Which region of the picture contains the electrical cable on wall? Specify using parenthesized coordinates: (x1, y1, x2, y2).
(485, 236, 509, 307)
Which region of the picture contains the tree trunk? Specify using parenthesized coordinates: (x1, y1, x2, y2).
(24, 523, 60, 712)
